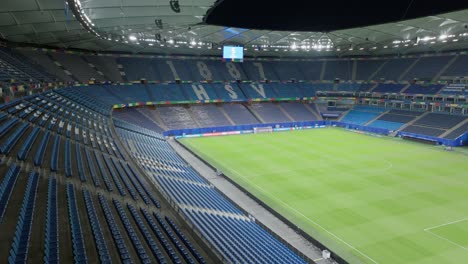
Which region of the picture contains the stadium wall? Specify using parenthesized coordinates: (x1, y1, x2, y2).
(165, 121, 465, 146)
(455, 132, 468, 146)
(396, 131, 463, 146)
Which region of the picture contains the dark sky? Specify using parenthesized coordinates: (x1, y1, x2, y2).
(205, 0, 468, 31)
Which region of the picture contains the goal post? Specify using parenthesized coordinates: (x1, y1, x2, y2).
(253, 126, 273, 134)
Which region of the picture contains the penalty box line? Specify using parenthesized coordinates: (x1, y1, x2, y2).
(423, 217, 468, 252)
(230, 168, 380, 264)
(423, 217, 468, 232)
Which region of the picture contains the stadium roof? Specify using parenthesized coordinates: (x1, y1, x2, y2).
(0, 0, 467, 57)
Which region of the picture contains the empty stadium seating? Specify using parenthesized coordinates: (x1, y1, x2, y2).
(114, 119, 307, 263)
(0, 88, 227, 263)
(0, 45, 467, 264)
(340, 106, 386, 125)
(1, 47, 465, 86)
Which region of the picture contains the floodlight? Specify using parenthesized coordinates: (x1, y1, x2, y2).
(129, 35, 137, 41)
(439, 34, 448, 40)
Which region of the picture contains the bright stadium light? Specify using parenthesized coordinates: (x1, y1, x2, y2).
(129, 35, 137, 41)
(439, 34, 448, 40)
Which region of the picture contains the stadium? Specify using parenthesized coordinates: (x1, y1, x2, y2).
(0, 0, 467, 263)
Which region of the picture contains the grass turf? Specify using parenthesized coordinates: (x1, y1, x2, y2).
(180, 128, 468, 264)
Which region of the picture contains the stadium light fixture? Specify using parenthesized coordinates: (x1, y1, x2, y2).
(439, 34, 448, 40)
(129, 35, 137, 41)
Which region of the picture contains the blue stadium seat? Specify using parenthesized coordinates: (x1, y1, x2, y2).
(8, 171, 39, 264)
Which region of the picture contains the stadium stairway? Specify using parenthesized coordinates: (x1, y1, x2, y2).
(367, 82, 380, 92)
(218, 106, 236, 126)
(368, 61, 389, 81)
(46, 53, 79, 82)
(364, 110, 390, 126)
(187, 106, 203, 127)
(398, 57, 421, 81)
(303, 103, 321, 120)
(277, 104, 294, 122)
(398, 83, 412, 93)
(243, 103, 265, 123)
(438, 118, 468, 138)
(395, 111, 431, 132)
(136, 108, 169, 131)
(434, 54, 459, 82)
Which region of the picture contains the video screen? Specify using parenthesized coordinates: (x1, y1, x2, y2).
(223, 46, 243, 62)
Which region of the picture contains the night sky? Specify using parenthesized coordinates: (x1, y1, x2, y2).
(205, 0, 468, 31)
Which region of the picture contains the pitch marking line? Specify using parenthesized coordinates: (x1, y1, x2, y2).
(423, 217, 468, 252)
(230, 169, 379, 264)
(423, 217, 468, 231)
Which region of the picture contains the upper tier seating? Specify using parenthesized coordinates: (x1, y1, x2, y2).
(356, 59, 386, 81)
(374, 58, 416, 81)
(0, 48, 53, 82)
(403, 84, 444, 94)
(442, 54, 468, 77)
(18, 49, 73, 82)
(5, 48, 466, 84)
(84, 55, 124, 82)
(323, 60, 353, 80)
(50, 53, 104, 82)
(372, 83, 406, 93)
(402, 56, 452, 81)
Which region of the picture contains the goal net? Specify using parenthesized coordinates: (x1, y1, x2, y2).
(253, 126, 273, 134)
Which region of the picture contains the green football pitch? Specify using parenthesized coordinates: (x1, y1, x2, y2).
(180, 128, 468, 264)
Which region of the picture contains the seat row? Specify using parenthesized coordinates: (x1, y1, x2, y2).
(8, 171, 39, 264)
(66, 183, 88, 263)
(112, 199, 151, 263)
(126, 203, 169, 264)
(151, 210, 198, 264)
(165, 216, 206, 264)
(97, 194, 134, 263)
(82, 189, 111, 263)
(0, 164, 21, 222)
(44, 177, 59, 264)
